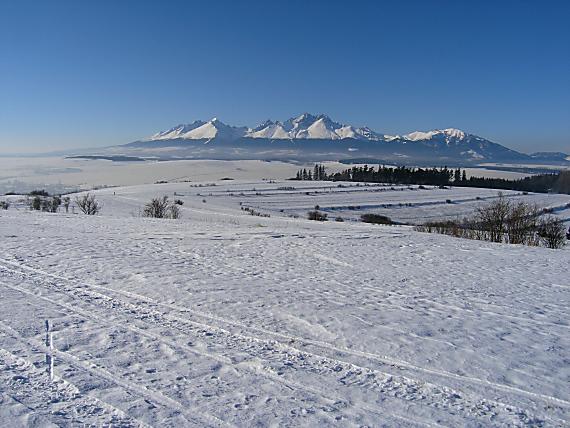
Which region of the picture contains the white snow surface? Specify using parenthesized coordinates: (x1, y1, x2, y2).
(1, 177, 569, 427)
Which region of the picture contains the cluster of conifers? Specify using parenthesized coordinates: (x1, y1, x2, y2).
(295, 164, 570, 194)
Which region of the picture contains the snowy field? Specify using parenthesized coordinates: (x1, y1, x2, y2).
(50, 179, 568, 225)
(178, 180, 570, 224)
(0, 157, 305, 195)
(1, 176, 569, 427)
(0, 157, 536, 196)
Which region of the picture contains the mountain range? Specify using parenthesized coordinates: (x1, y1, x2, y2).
(101, 113, 568, 165)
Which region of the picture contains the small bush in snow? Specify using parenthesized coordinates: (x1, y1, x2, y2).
(537, 216, 566, 249)
(42, 195, 61, 213)
(63, 197, 71, 213)
(308, 210, 327, 221)
(75, 193, 101, 215)
(169, 204, 181, 219)
(30, 196, 42, 211)
(415, 195, 565, 249)
(360, 214, 393, 225)
(0, 201, 9, 210)
(143, 196, 181, 219)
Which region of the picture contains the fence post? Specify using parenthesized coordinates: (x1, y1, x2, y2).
(45, 320, 54, 381)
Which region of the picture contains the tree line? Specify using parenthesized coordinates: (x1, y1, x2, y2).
(294, 164, 570, 194)
(414, 195, 567, 249)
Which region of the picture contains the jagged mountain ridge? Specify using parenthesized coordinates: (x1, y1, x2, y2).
(149, 113, 387, 142)
(116, 113, 540, 164)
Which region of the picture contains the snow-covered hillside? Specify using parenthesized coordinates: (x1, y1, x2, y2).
(0, 179, 569, 426)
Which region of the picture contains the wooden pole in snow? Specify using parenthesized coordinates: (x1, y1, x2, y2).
(45, 320, 54, 381)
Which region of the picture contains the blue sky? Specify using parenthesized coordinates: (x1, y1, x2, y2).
(1, 0, 569, 154)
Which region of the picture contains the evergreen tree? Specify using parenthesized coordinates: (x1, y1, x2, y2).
(454, 168, 461, 182)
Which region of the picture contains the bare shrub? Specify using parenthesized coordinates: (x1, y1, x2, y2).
(241, 206, 270, 217)
(504, 201, 540, 245)
(415, 220, 462, 236)
(143, 196, 181, 219)
(30, 196, 41, 211)
(415, 195, 565, 249)
(143, 196, 168, 218)
(75, 193, 101, 215)
(63, 196, 71, 213)
(537, 216, 566, 249)
(42, 195, 61, 213)
(475, 194, 511, 243)
(169, 203, 181, 219)
(308, 210, 327, 221)
(0, 201, 9, 210)
(360, 214, 393, 225)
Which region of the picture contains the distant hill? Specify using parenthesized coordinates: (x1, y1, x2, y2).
(529, 152, 570, 163)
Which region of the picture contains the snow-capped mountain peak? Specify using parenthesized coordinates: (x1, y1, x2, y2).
(150, 120, 207, 140)
(244, 113, 386, 141)
(405, 128, 468, 142)
(149, 113, 388, 142)
(148, 116, 492, 152)
(149, 118, 247, 141)
(246, 120, 290, 139)
(441, 128, 467, 139)
(126, 114, 533, 163)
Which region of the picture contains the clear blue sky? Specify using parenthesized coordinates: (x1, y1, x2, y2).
(1, 0, 569, 154)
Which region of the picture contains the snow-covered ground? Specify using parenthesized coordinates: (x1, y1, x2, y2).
(1, 178, 569, 426)
(0, 157, 536, 196)
(0, 157, 307, 195)
(49, 179, 567, 225)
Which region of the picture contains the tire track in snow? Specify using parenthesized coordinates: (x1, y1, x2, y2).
(0, 319, 232, 428)
(3, 256, 566, 413)
(0, 274, 438, 427)
(0, 346, 144, 427)
(0, 251, 560, 406)
(0, 260, 563, 426)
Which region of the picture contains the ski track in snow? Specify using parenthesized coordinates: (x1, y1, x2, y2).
(1, 180, 569, 427)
